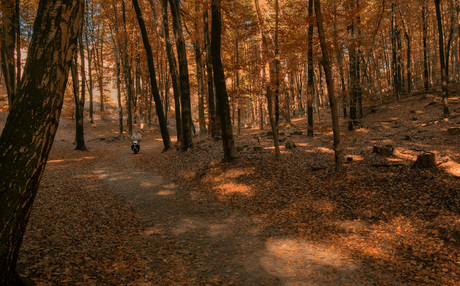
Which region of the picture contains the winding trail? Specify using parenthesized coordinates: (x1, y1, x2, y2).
(90, 139, 378, 285)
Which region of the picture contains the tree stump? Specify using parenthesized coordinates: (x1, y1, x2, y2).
(372, 144, 394, 156)
(285, 140, 297, 149)
(253, 145, 264, 152)
(447, 127, 460, 135)
(412, 152, 437, 169)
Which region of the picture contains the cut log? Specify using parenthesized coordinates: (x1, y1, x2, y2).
(412, 152, 437, 169)
(372, 144, 394, 156)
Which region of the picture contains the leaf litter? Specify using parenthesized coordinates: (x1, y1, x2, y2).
(7, 90, 459, 285)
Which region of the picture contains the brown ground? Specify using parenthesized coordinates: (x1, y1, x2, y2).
(1, 89, 459, 285)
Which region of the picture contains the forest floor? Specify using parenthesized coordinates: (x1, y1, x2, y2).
(1, 88, 459, 285)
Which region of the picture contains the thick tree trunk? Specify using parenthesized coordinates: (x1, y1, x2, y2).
(314, 0, 343, 172)
(169, 0, 194, 150)
(211, 0, 237, 161)
(0, 1, 83, 284)
(434, 0, 450, 117)
(132, 0, 171, 151)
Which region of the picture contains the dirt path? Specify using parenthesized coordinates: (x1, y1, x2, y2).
(90, 138, 384, 285)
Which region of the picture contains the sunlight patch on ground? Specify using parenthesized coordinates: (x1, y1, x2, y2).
(439, 160, 460, 177)
(48, 159, 64, 163)
(48, 157, 96, 164)
(314, 147, 334, 154)
(208, 223, 231, 237)
(216, 182, 253, 196)
(178, 170, 196, 180)
(156, 190, 176, 196)
(259, 238, 358, 285)
(140, 181, 160, 188)
(172, 218, 198, 235)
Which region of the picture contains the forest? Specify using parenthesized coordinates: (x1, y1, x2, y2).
(0, 0, 459, 285)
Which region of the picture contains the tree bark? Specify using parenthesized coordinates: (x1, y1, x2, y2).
(314, 0, 343, 172)
(195, 3, 207, 135)
(73, 28, 88, 151)
(0, 1, 83, 284)
(307, 0, 314, 137)
(422, 3, 430, 90)
(211, 0, 237, 161)
(132, 0, 171, 151)
(254, 0, 280, 158)
(434, 0, 451, 117)
(1, 0, 17, 107)
(157, 0, 183, 145)
(391, 3, 401, 101)
(169, 0, 194, 151)
(122, 0, 133, 136)
(204, 9, 218, 138)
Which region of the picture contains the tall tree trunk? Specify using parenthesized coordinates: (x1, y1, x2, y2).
(314, 0, 343, 172)
(195, 3, 207, 135)
(422, 3, 430, 90)
(99, 28, 104, 117)
(115, 48, 124, 134)
(169, 0, 194, 150)
(158, 0, 183, 145)
(122, 0, 133, 136)
(87, 46, 94, 123)
(391, 3, 401, 100)
(110, 3, 123, 134)
(75, 28, 87, 151)
(333, 1, 347, 119)
(211, 0, 237, 161)
(204, 9, 218, 138)
(274, 0, 280, 126)
(1, 0, 17, 107)
(307, 0, 314, 137)
(0, 1, 83, 284)
(255, 0, 280, 158)
(132, 0, 171, 150)
(434, 0, 451, 117)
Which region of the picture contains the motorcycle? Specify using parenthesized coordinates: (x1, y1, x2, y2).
(131, 140, 140, 154)
(131, 132, 142, 154)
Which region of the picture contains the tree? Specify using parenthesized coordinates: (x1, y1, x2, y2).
(212, 0, 237, 161)
(254, 0, 281, 158)
(204, 9, 218, 138)
(307, 0, 314, 137)
(132, 0, 171, 151)
(0, 0, 83, 284)
(71, 27, 88, 151)
(169, 0, 194, 151)
(121, 0, 134, 136)
(434, 0, 450, 117)
(314, 0, 343, 172)
(0, 0, 19, 107)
